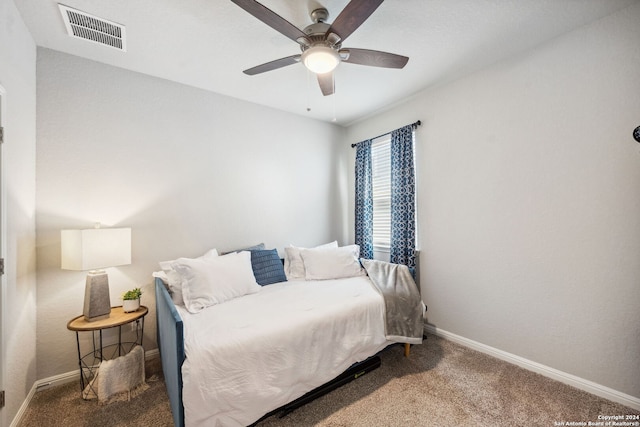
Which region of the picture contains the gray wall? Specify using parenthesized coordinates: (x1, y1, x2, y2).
(0, 0, 37, 424)
(35, 48, 347, 379)
(347, 2, 640, 400)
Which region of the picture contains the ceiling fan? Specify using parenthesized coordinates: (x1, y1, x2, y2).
(231, 0, 409, 96)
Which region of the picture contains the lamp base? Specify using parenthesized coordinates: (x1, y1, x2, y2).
(83, 272, 111, 322)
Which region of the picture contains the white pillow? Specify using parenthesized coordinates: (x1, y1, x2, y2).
(158, 248, 218, 305)
(300, 245, 365, 280)
(159, 248, 218, 271)
(284, 241, 338, 280)
(171, 251, 260, 313)
(153, 269, 187, 305)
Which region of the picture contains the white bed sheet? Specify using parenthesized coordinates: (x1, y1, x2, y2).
(177, 276, 391, 427)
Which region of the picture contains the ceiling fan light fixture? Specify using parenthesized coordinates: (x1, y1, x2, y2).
(302, 46, 340, 74)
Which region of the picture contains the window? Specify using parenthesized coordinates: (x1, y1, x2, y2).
(370, 132, 417, 255)
(371, 136, 391, 252)
(355, 122, 418, 266)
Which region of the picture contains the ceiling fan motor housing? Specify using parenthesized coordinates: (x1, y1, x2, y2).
(303, 23, 337, 45)
(299, 8, 342, 51)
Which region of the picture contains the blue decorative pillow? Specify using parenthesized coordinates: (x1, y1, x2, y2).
(250, 249, 287, 286)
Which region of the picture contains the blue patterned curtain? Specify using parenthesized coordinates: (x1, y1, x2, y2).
(390, 125, 416, 268)
(354, 139, 374, 259)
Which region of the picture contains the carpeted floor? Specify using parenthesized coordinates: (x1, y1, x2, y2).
(19, 333, 639, 426)
(18, 356, 173, 427)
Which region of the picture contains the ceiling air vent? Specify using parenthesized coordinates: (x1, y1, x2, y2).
(58, 4, 126, 51)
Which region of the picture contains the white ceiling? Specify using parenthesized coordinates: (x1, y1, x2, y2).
(15, 0, 637, 125)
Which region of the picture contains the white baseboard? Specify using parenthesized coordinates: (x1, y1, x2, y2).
(9, 383, 36, 427)
(10, 348, 159, 427)
(424, 324, 640, 411)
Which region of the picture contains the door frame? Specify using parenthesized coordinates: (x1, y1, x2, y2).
(0, 83, 6, 420)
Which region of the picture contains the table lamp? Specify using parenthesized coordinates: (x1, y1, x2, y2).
(61, 225, 131, 321)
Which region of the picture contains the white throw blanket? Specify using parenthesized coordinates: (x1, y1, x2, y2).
(83, 345, 148, 404)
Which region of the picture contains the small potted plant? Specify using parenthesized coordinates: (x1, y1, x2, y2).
(122, 287, 142, 313)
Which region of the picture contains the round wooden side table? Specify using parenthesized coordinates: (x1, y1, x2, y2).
(67, 305, 148, 398)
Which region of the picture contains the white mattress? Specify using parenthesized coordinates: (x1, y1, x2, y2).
(177, 276, 391, 427)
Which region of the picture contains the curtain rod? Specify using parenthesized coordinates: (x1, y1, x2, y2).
(350, 120, 421, 148)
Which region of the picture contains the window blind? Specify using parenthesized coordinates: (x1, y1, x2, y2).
(371, 136, 391, 251)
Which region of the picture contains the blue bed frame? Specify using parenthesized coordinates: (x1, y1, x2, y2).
(155, 278, 185, 427)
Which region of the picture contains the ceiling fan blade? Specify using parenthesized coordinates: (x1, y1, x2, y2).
(243, 55, 301, 75)
(231, 0, 309, 44)
(342, 48, 409, 69)
(328, 0, 384, 42)
(317, 72, 335, 96)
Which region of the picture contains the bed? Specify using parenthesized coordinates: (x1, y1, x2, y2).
(155, 243, 424, 427)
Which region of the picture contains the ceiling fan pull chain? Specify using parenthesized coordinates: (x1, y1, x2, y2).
(306, 67, 312, 112)
(332, 73, 337, 122)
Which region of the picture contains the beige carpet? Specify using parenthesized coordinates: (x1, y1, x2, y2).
(19, 334, 639, 426)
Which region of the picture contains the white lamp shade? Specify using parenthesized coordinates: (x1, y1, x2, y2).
(61, 228, 131, 271)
